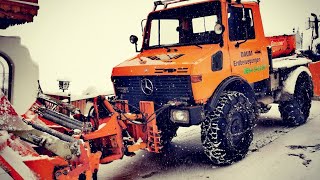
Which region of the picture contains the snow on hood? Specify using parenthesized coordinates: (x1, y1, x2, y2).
(116, 45, 215, 67)
(113, 45, 216, 76)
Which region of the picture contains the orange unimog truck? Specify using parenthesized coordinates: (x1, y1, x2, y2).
(112, 0, 320, 165)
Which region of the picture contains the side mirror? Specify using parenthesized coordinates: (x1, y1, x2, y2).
(130, 35, 138, 44)
(129, 35, 141, 52)
(214, 24, 225, 35)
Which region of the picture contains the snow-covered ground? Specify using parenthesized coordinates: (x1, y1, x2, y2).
(98, 101, 320, 180)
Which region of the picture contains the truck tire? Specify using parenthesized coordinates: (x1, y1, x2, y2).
(279, 73, 313, 126)
(157, 109, 179, 149)
(201, 91, 255, 165)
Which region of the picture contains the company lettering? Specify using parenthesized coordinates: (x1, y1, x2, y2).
(233, 58, 261, 67)
(241, 51, 253, 57)
(244, 65, 266, 74)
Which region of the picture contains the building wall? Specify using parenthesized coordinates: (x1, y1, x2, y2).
(0, 56, 10, 99)
(0, 36, 39, 115)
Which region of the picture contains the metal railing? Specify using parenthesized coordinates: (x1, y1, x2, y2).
(153, 0, 261, 11)
(153, 0, 189, 11)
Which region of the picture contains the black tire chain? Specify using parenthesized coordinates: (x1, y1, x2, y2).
(279, 73, 313, 126)
(201, 91, 255, 165)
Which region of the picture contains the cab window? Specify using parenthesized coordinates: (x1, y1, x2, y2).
(228, 6, 255, 41)
(145, 1, 222, 49)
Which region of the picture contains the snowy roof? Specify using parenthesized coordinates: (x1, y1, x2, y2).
(71, 94, 98, 101)
(71, 89, 114, 101)
(44, 90, 114, 102)
(43, 92, 71, 99)
(0, 0, 39, 29)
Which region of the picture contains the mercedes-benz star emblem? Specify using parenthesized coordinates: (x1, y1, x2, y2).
(141, 78, 154, 95)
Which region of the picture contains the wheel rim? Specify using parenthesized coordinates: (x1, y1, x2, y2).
(229, 112, 245, 147)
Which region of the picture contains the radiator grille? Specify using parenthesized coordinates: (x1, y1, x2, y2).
(112, 76, 193, 108)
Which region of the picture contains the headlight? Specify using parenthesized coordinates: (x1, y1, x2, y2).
(171, 110, 189, 123)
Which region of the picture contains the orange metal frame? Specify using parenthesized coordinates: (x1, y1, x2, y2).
(0, 94, 160, 179)
(1, 94, 101, 179)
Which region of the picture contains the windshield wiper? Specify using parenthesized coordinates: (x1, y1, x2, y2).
(163, 46, 171, 52)
(151, 45, 171, 51)
(179, 42, 203, 49)
(150, 43, 202, 50)
(194, 44, 203, 49)
(151, 45, 178, 52)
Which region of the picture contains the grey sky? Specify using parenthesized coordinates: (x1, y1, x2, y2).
(1, 0, 319, 94)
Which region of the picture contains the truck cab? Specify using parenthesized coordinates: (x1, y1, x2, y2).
(112, 0, 269, 122)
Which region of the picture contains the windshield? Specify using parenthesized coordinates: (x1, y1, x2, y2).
(144, 1, 222, 49)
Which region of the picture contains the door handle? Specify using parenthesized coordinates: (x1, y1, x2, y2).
(255, 50, 261, 54)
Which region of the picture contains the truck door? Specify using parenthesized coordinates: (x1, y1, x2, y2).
(227, 4, 269, 83)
